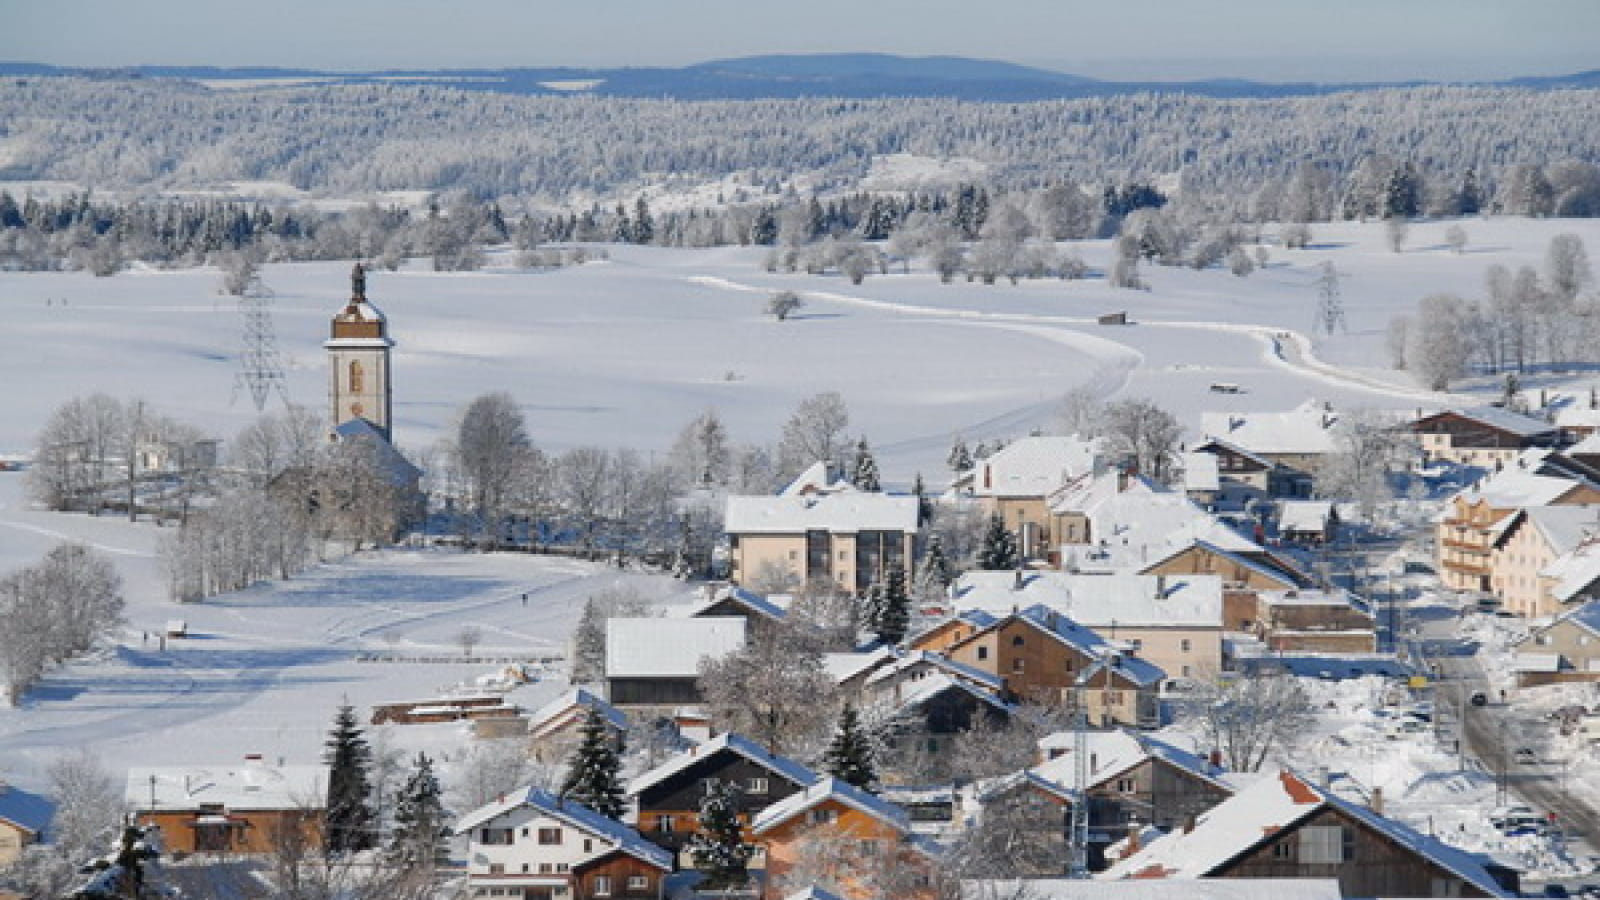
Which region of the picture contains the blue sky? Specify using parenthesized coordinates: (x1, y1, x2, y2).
(1, 0, 1593, 82)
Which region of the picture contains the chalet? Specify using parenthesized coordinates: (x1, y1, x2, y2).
(878, 785, 960, 837)
(1252, 589, 1377, 653)
(939, 572, 1225, 682)
(1199, 400, 1343, 498)
(628, 732, 819, 857)
(855, 647, 1006, 707)
(126, 756, 325, 855)
(528, 689, 629, 763)
(1516, 601, 1600, 686)
(821, 647, 899, 696)
(751, 777, 930, 900)
(1412, 406, 1560, 469)
(933, 604, 1165, 726)
(1191, 438, 1280, 500)
(688, 585, 787, 625)
(962, 878, 1343, 900)
(0, 782, 51, 867)
(1488, 505, 1600, 617)
(1275, 500, 1335, 546)
(454, 786, 672, 900)
(1140, 540, 1312, 593)
(865, 671, 1016, 777)
(724, 492, 917, 595)
(604, 617, 746, 708)
(953, 435, 1101, 560)
(1101, 769, 1517, 897)
(986, 729, 1238, 871)
(1435, 449, 1600, 595)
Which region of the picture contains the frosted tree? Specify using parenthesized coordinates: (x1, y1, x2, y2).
(850, 438, 882, 492)
(560, 707, 626, 820)
(1445, 224, 1469, 255)
(1546, 233, 1592, 302)
(570, 587, 653, 684)
(821, 705, 878, 791)
(1100, 398, 1181, 483)
(669, 410, 732, 488)
(917, 533, 955, 598)
(388, 753, 448, 870)
(947, 435, 973, 474)
(1317, 409, 1407, 522)
(1314, 261, 1346, 335)
(453, 392, 534, 540)
(871, 566, 910, 645)
(1385, 315, 1411, 370)
(1227, 245, 1255, 276)
(777, 392, 850, 480)
(697, 620, 837, 755)
(1406, 294, 1473, 390)
(977, 514, 1019, 571)
(766, 290, 804, 321)
(687, 780, 753, 888)
(1182, 669, 1311, 771)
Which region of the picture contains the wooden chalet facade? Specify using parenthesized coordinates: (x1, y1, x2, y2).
(628, 733, 818, 857)
(751, 778, 931, 900)
(1413, 408, 1560, 469)
(125, 758, 325, 856)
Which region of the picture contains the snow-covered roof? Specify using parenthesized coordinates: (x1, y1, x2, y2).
(1539, 541, 1600, 604)
(958, 435, 1101, 498)
(1424, 405, 1558, 439)
(1102, 769, 1512, 897)
(1181, 452, 1220, 493)
(878, 670, 1015, 716)
(724, 492, 918, 534)
(528, 688, 629, 740)
(1199, 400, 1339, 457)
(1523, 506, 1600, 556)
(1052, 473, 1267, 575)
(783, 887, 849, 900)
(0, 784, 52, 835)
(822, 647, 897, 684)
(1140, 540, 1309, 590)
(1277, 500, 1332, 535)
(1570, 431, 1600, 455)
(951, 571, 1224, 629)
(332, 418, 422, 483)
(126, 759, 327, 811)
(779, 461, 855, 498)
(967, 879, 1342, 900)
(1514, 653, 1562, 673)
(750, 776, 910, 834)
(605, 617, 745, 678)
(863, 648, 1005, 692)
(1455, 454, 1590, 510)
(1255, 588, 1370, 616)
(1193, 437, 1275, 470)
(1031, 729, 1235, 794)
(453, 785, 672, 870)
(687, 585, 787, 621)
(1554, 402, 1600, 430)
(627, 732, 819, 799)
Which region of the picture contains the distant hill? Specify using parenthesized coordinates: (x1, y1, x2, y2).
(0, 54, 1592, 101)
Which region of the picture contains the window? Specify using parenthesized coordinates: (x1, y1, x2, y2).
(1012, 635, 1026, 647)
(538, 827, 562, 845)
(1116, 778, 1136, 793)
(656, 815, 676, 833)
(558, 863, 569, 873)
(1012, 658, 1026, 674)
(627, 876, 650, 891)
(480, 828, 514, 845)
(1272, 841, 1293, 859)
(1181, 666, 1192, 677)
(521, 827, 530, 837)
(748, 777, 769, 794)
(858, 839, 882, 857)
(977, 647, 989, 661)
(540, 863, 553, 874)
(594, 876, 612, 897)
(1298, 825, 1352, 864)
(808, 808, 837, 826)
(1064, 659, 1074, 673)
(349, 360, 364, 393)
(1180, 639, 1192, 652)
(584, 839, 593, 853)
(489, 863, 505, 875)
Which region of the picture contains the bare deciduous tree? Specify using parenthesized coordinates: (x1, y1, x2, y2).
(777, 391, 851, 480)
(1181, 668, 1311, 772)
(454, 392, 533, 540)
(766, 290, 804, 321)
(698, 621, 837, 756)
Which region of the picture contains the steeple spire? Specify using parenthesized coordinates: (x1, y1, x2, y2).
(351, 262, 367, 301)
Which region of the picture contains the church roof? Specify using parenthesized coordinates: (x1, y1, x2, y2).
(332, 419, 421, 485)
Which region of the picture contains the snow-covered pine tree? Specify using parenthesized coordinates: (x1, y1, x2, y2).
(389, 752, 448, 869)
(687, 780, 753, 888)
(918, 533, 954, 597)
(874, 566, 910, 645)
(977, 514, 1019, 571)
(851, 438, 881, 492)
(821, 705, 877, 792)
(570, 598, 607, 684)
(325, 703, 375, 854)
(947, 436, 973, 474)
(559, 707, 626, 820)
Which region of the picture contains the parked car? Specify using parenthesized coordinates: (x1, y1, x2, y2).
(1471, 691, 1489, 707)
(1515, 747, 1539, 765)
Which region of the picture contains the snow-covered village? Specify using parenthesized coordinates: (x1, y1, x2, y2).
(3, 5, 1600, 899)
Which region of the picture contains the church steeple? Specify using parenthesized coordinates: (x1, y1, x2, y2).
(325, 263, 394, 440)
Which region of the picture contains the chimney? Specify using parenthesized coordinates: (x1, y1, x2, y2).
(1126, 823, 1143, 855)
(1156, 574, 1167, 598)
(1370, 787, 1384, 815)
(1013, 570, 1024, 590)
(1208, 749, 1222, 769)
(1182, 814, 1197, 834)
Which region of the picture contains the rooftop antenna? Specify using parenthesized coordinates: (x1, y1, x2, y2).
(231, 275, 290, 413)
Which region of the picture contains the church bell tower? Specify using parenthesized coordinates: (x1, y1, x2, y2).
(326, 263, 394, 440)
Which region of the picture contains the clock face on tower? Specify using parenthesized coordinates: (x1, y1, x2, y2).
(351, 402, 364, 417)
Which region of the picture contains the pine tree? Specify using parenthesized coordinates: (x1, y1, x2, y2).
(822, 705, 878, 791)
(324, 703, 374, 854)
(851, 438, 881, 492)
(947, 436, 973, 474)
(873, 566, 910, 644)
(389, 752, 448, 869)
(571, 598, 607, 684)
(1458, 168, 1483, 216)
(919, 533, 955, 596)
(559, 707, 626, 820)
(977, 514, 1019, 571)
(687, 780, 752, 888)
(633, 197, 654, 245)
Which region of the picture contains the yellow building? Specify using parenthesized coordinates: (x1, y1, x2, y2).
(0, 783, 50, 868)
(751, 778, 931, 900)
(725, 491, 917, 595)
(953, 436, 1100, 560)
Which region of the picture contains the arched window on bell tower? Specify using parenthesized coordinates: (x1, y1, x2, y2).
(349, 360, 364, 394)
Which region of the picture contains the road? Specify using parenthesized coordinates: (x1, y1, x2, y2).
(1424, 624, 1600, 856)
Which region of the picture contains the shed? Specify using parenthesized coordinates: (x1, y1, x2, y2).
(1098, 311, 1130, 325)
(164, 619, 188, 638)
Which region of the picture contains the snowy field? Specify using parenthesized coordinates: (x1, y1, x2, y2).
(1, 215, 1599, 829)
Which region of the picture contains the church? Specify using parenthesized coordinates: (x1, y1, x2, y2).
(324, 263, 423, 520)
